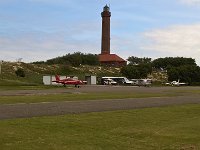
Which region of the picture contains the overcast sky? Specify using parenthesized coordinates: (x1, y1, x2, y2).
(0, 0, 200, 65)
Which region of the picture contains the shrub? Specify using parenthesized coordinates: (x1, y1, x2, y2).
(15, 68, 25, 77)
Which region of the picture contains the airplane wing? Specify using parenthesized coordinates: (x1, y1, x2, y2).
(179, 83, 187, 85)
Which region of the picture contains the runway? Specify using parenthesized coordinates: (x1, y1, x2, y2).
(0, 86, 200, 120)
(1, 95, 200, 120)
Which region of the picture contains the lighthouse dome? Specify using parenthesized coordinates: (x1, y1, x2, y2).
(103, 5, 110, 11)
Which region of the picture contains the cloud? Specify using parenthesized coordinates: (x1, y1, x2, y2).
(0, 29, 100, 62)
(0, 12, 102, 62)
(142, 23, 200, 65)
(179, 0, 200, 5)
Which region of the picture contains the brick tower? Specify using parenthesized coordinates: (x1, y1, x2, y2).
(99, 5, 126, 66)
(101, 5, 111, 54)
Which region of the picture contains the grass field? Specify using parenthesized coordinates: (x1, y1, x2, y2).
(0, 85, 200, 105)
(0, 104, 200, 150)
(0, 85, 69, 90)
(0, 91, 180, 105)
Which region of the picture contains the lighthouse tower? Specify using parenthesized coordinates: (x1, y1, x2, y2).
(101, 5, 111, 54)
(99, 5, 126, 66)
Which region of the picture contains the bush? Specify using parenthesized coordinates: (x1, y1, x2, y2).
(45, 52, 99, 66)
(15, 68, 25, 77)
(121, 63, 152, 79)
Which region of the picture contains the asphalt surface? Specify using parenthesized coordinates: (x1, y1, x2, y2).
(0, 86, 200, 120)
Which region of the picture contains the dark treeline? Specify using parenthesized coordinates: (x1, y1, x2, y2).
(167, 65, 200, 84)
(152, 57, 196, 69)
(121, 56, 200, 85)
(151, 57, 200, 84)
(121, 63, 152, 79)
(121, 56, 152, 79)
(33, 52, 99, 67)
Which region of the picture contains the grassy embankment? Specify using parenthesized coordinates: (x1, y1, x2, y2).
(0, 104, 200, 149)
(0, 62, 122, 86)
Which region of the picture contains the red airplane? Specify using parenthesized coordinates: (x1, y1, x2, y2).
(52, 75, 83, 88)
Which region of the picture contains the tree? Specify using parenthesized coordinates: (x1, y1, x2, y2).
(82, 54, 99, 66)
(167, 67, 179, 81)
(121, 63, 152, 79)
(152, 57, 196, 69)
(128, 56, 152, 65)
(45, 52, 99, 66)
(121, 65, 140, 79)
(68, 52, 82, 67)
(167, 65, 200, 84)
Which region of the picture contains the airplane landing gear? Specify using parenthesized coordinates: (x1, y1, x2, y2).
(75, 85, 80, 88)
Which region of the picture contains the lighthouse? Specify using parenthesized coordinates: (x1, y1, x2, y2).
(101, 5, 111, 54)
(99, 5, 126, 66)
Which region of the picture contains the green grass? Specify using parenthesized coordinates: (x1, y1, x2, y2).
(0, 92, 179, 105)
(0, 85, 69, 90)
(0, 85, 200, 105)
(0, 104, 200, 150)
(0, 79, 41, 87)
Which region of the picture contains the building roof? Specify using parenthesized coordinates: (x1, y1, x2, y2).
(99, 54, 126, 62)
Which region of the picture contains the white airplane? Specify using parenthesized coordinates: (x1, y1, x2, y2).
(131, 79, 152, 86)
(166, 79, 187, 86)
(103, 78, 117, 85)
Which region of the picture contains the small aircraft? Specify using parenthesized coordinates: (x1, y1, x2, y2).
(131, 79, 152, 87)
(171, 79, 187, 86)
(103, 78, 117, 85)
(52, 75, 84, 88)
(165, 79, 187, 86)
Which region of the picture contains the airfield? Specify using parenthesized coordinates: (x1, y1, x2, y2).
(1, 85, 200, 120)
(1, 85, 200, 149)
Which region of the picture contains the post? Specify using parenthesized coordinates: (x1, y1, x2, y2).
(0, 60, 3, 75)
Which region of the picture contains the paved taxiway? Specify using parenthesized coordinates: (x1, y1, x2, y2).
(0, 86, 200, 120)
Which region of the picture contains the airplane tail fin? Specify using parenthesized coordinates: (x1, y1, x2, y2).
(55, 75, 60, 81)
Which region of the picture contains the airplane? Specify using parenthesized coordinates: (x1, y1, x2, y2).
(171, 79, 187, 86)
(102, 78, 117, 85)
(131, 79, 152, 87)
(165, 79, 187, 86)
(52, 75, 84, 88)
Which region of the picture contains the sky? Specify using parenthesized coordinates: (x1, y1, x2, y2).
(0, 0, 200, 65)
